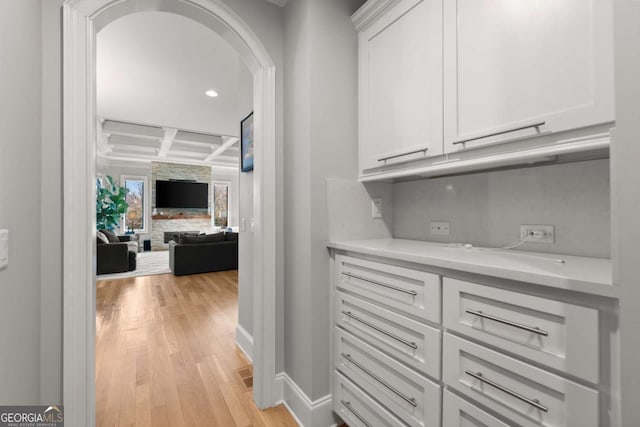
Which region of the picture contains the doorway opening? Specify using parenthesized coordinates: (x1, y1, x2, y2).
(62, 1, 279, 425)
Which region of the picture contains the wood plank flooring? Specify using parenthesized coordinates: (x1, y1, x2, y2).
(96, 271, 297, 427)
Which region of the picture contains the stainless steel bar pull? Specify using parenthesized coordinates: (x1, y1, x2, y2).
(340, 400, 371, 427)
(342, 353, 418, 407)
(465, 309, 549, 336)
(465, 370, 549, 412)
(452, 121, 546, 145)
(378, 147, 429, 162)
(341, 310, 418, 350)
(342, 272, 417, 296)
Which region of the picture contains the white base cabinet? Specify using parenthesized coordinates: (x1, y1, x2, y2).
(330, 248, 618, 427)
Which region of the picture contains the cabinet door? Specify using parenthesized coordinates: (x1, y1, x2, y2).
(443, 0, 614, 153)
(359, 0, 443, 172)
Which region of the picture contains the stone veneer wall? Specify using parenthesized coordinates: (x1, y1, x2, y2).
(151, 162, 212, 250)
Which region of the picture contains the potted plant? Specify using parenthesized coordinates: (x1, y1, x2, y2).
(96, 176, 129, 231)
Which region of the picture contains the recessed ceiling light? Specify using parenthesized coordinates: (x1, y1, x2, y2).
(206, 89, 219, 97)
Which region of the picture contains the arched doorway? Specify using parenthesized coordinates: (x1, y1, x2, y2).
(62, 1, 278, 425)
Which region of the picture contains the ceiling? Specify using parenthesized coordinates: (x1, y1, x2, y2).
(96, 11, 252, 167)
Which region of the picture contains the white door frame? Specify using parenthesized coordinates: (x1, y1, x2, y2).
(62, 1, 278, 425)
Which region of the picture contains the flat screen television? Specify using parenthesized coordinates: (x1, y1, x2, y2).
(156, 180, 208, 209)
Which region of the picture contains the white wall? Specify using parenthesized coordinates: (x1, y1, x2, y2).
(612, 1, 640, 425)
(237, 60, 254, 336)
(0, 0, 44, 404)
(36, 0, 285, 404)
(393, 159, 611, 258)
(284, 0, 365, 402)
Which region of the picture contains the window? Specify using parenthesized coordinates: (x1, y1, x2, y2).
(213, 182, 230, 227)
(121, 175, 148, 233)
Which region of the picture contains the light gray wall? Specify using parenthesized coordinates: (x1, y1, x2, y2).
(0, 0, 43, 404)
(284, 0, 364, 401)
(612, 1, 640, 425)
(393, 159, 611, 258)
(40, 0, 64, 404)
(326, 179, 394, 242)
(36, 0, 285, 404)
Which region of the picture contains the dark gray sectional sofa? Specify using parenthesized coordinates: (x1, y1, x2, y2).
(169, 232, 238, 276)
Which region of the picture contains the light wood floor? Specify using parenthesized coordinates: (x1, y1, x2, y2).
(96, 271, 297, 427)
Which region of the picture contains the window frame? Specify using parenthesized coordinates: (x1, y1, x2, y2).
(212, 180, 232, 228)
(120, 174, 149, 234)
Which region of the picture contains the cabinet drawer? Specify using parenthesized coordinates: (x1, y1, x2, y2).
(336, 254, 441, 324)
(335, 327, 441, 427)
(334, 371, 407, 427)
(443, 277, 599, 382)
(336, 291, 441, 378)
(443, 334, 598, 427)
(443, 390, 510, 427)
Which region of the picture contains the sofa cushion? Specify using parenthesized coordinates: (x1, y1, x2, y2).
(180, 232, 225, 244)
(224, 232, 239, 241)
(100, 229, 120, 243)
(173, 232, 200, 243)
(96, 230, 109, 244)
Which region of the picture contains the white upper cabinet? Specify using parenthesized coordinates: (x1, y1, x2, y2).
(443, 0, 615, 153)
(356, 0, 443, 172)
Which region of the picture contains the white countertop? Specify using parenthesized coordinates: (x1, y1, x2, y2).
(328, 239, 616, 298)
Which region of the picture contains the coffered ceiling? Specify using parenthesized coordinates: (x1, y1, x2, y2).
(96, 11, 253, 168)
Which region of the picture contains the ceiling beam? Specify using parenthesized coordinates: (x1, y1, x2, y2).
(158, 128, 178, 158)
(265, 0, 288, 7)
(102, 120, 164, 139)
(205, 136, 239, 162)
(103, 152, 238, 168)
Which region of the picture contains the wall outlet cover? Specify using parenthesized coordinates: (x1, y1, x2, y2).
(520, 224, 554, 243)
(371, 198, 383, 219)
(430, 221, 450, 236)
(0, 229, 8, 269)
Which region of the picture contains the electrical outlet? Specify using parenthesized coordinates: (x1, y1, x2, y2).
(520, 225, 554, 243)
(430, 221, 450, 236)
(371, 198, 383, 219)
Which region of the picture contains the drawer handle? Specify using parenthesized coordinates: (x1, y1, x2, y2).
(465, 309, 549, 337)
(378, 147, 429, 162)
(342, 353, 418, 407)
(340, 400, 371, 427)
(341, 310, 418, 350)
(452, 121, 546, 145)
(342, 272, 418, 296)
(465, 370, 549, 413)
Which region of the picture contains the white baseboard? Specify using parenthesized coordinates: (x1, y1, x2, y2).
(274, 372, 338, 427)
(235, 324, 254, 363)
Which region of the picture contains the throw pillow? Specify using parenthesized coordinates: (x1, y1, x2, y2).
(224, 232, 239, 241)
(96, 231, 109, 244)
(175, 232, 199, 243)
(100, 229, 120, 243)
(180, 232, 225, 244)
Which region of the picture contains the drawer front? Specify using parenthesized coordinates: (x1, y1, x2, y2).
(334, 371, 407, 427)
(443, 390, 510, 427)
(336, 291, 441, 378)
(335, 327, 441, 427)
(443, 333, 598, 427)
(336, 254, 441, 324)
(443, 277, 599, 382)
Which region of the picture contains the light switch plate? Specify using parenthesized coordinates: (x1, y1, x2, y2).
(0, 229, 8, 269)
(371, 198, 383, 219)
